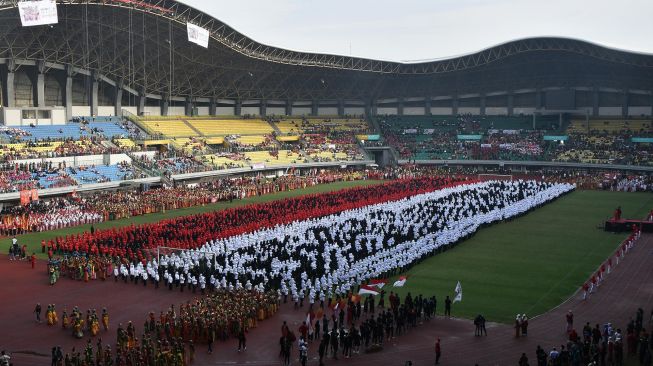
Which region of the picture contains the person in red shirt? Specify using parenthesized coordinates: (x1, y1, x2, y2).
(30, 252, 36, 269)
(435, 338, 441, 364)
(299, 321, 308, 340)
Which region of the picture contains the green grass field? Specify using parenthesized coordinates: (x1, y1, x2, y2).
(389, 190, 653, 324)
(2, 180, 384, 258)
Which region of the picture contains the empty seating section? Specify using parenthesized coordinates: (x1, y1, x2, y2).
(141, 120, 198, 138)
(114, 139, 136, 149)
(171, 138, 209, 155)
(201, 154, 248, 170)
(188, 119, 274, 136)
(0, 140, 105, 159)
(309, 151, 349, 161)
(0, 142, 62, 157)
(567, 119, 652, 134)
(67, 165, 134, 184)
(33, 170, 76, 189)
(11, 122, 129, 141)
(244, 150, 304, 166)
(234, 135, 269, 146)
(274, 118, 371, 135)
(84, 122, 129, 138)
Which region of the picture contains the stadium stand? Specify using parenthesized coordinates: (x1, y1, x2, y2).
(188, 119, 275, 136)
(140, 120, 199, 138)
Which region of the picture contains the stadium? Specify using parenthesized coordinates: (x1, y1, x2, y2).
(0, 0, 652, 365)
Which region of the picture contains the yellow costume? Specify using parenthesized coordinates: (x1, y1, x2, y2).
(47, 308, 54, 326)
(102, 313, 109, 331)
(91, 319, 100, 336)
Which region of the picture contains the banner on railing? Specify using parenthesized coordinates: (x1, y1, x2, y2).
(186, 22, 209, 48)
(18, 0, 58, 27)
(19, 190, 31, 206)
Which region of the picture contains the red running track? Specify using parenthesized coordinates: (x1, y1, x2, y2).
(1, 234, 651, 366)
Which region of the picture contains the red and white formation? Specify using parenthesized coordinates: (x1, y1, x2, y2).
(150, 180, 575, 301)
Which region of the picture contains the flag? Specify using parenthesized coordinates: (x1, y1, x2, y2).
(358, 285, 381, 296)
(453, 281, 462, 303)
(18, 0, 58, 27)
(393, 276, 407, 287)
(186, 22, 209, 48)
(368, 279, 387, 288)
(306, 313, 312, 335)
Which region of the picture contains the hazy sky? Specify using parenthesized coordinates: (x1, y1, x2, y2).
(178, 0, 653, 62)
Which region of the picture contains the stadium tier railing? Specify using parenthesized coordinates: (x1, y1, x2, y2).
(400, 159, 653, 172)
(0, 176, 161, 202)
(170, 160, 375, 180)
(0, 160, 375, 202)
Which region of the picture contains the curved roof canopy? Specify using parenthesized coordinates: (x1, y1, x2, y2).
(0, 0, 651, 100)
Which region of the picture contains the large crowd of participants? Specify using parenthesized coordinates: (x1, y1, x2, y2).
(41, 175, 463, 261)
(37, 289, 280, 366)
(4, 164, 652, 366)
(28, 177, 574, 366)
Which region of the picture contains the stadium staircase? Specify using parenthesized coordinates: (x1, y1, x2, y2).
(267, 120, 283, 135)
(126, 152, 160, 177)
(368, 115, 382, 135)
(182, 119, 205, 137)
(101, 140, 119, 150)
(122, 109, 156, 137)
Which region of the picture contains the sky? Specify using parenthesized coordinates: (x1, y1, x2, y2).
(178, 0, 653, 62)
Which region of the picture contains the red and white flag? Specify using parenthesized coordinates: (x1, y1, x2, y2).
(393, 276, 408, 287)
(358, 285, 381, 296)
(368, 279, 387, 288)
(306, 313, 312, 335)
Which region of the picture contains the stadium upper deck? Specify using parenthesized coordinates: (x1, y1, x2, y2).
(0, 0, 651, 121)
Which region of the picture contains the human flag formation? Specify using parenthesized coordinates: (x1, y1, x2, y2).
(453, 281, 462, 303)
(393, 276, 408, 287)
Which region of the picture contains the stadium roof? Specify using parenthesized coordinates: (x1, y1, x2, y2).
(0, 0, 652, 100)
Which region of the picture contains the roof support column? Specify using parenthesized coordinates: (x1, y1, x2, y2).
(137, 90, 146, 116)
(260, 99, 267, 117)
(424, 97, 432, 115)
(209, 98, 216, 116)
(592, 87, 599, 117)
(365, 99, 377, 117)
(479, 94, 486, 116)
(337, 99, 345, 116)
(35, 61, 46, 108)
(2, 60, 16, 108)
(452, 95, 459, 116)
(397, 98, 404, 116)
(621, 90, 629, 118)
(161, 98, 169, 116)
(90, 72, 100, 117)
(285, 99, 292, 116)
(311, 99, 318, 116)
(64, 65, 73, 120)
(114, 85, 123, 117)
(507, 91, 514, 116)
(185, 97, 193, 116)
(235, 99, 242, 116)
